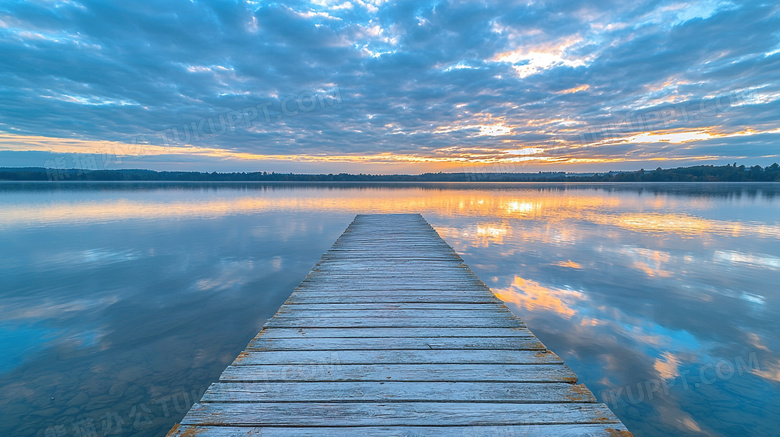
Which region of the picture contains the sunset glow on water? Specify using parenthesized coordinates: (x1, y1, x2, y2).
(1, 182, 778, 436)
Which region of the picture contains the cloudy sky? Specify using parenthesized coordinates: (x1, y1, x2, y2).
(1, 0, 778, 174)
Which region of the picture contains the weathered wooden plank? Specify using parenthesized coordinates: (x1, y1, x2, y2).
(180, 402, 621, 426)
(331, 244, 451, 247)
(291, 286, 495, 293)
(327, 245, 455, 248)
(201, 382, 597, 403)
(293, 283, 491, 289)
(305, 273, 480, 279)
(169, 424, 632, 437)
(297, 283, 490, 290)
(330, 238, 450, 242)
(231, 349, 561, 365)
(254, 327, 534, 338)
(329, 240, 450, 244)
(272, 308, 516, 318)
(326, 249, 457, 254)
(332, 242, 452, 245)
(314, 269, 471, 275)
(302, 278, 484, 284)
(320, 254, 463, 260)
(316, 257, 464, 262)
(312, 265, 473, 272)
(219, 363, 578, 383)
(312, 262, 471, 268)
(285, 293, 502, 304)
(276, 303, 509, 310)
(264, 317, 525, 328)
(332, 238, 448, 241)
(324, 250, 459, 254)
(299, 278, 487, 285)
(335, 233, 445, 237)
(247, 336, 543, 351)
(320, 253, 462, 259)
(314, 262, 469, 267)
(329, 243, 450, 248)
(325, 241, 454, 248)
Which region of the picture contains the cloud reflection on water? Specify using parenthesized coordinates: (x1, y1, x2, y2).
(425, 184, 779, 436)
(0, 182, 778, 436)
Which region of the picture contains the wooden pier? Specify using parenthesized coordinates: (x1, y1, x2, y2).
(168, 214, 630, 436)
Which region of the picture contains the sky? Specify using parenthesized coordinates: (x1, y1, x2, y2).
(0, 0, 779, 174)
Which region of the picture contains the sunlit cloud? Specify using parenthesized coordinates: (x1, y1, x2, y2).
(626, 131, 714, 144)
(478, 123, 512, 136)
(492, 36, 591, 78)
(433, 122, 513, 137)
(507, 147, 544, 156)
(580, 127, 780, 150)
(557, 85, 590, 94)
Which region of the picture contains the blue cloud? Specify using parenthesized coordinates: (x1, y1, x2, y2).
(0, 0, 778, 171)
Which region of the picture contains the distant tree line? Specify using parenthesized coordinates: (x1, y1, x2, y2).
(565, 163, 780, 182)
(1, 163, 779, 182)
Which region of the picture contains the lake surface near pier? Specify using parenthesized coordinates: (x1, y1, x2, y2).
(1, 182, 778, 436)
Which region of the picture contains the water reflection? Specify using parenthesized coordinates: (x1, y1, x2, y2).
(0, 193, 354, 436)
(0, 182, 778, 436)
(428, 184, 779, 436)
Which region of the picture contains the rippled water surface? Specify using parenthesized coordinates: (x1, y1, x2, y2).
(1, 182, 778, 436)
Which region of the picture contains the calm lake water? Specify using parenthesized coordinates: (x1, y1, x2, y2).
(0, 182, 778, 436)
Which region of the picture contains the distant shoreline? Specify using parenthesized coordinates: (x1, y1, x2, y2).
(1, 163, 778, 182)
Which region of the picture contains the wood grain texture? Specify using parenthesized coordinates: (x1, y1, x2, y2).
(219, 363, 579, 383)
(286, 292, 502, 304)
(169, 424, 632, 436)
(201, 381, 598, 403)
(168, 213, 630, 436)
(231, 349, 563, 365)
(180, 402, 621, 426)
(254, 327, 534, 338)
(264, 317, 526, 328)
(247, 336, 544, 351)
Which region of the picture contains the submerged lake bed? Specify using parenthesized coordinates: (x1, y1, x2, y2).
(0, 182, 778, 436)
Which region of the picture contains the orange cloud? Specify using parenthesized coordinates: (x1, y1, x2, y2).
(557, 84, 590, 94)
